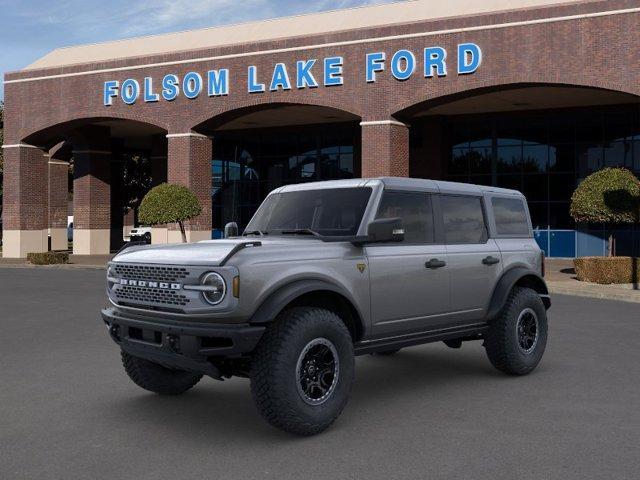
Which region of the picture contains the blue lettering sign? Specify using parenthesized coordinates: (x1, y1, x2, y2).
(208, 69, 229, 96)
(390, 50, 416, 81)
(183, 72, 203, 99)
(296, 60, 318, 89)
(103, 80, 119, 106)
(424, 47, 447, 77)
(270, 63, 292, 91)
(248, 66, 265, 93)
(161, 74, 179, 101)
(144, 77, 159, 102)
(458, 43, 482, 75)
(324, 57, 343, 86)
(121, 78, 139, 105)
(366, 52, 385, 83)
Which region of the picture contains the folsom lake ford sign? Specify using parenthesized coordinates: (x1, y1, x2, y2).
(103, 43, 482, 106)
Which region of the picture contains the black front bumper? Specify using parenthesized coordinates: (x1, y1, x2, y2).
(101, 307, 265, 378)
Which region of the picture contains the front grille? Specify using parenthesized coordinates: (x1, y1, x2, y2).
(115, 285, 190, 307)
(114, 264, 189, 283)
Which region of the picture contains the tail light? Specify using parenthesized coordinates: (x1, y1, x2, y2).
(541, 251, 546, 277)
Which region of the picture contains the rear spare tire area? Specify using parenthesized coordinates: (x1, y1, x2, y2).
(121, 351, 203, 395)
(484, 287, 548, 375)
(250, 307, 355, 436)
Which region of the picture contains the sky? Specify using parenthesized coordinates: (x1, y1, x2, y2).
(0, 0, 399, 100)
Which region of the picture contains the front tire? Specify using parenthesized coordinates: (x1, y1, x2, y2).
(484, 287, 548, 375)
(121, 351, 202, 395)
(250, 307, 355, 436)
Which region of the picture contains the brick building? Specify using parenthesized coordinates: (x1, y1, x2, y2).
(3, 0, 640, 257)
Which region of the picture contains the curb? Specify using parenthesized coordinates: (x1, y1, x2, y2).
(0, 263, 106, 270)
(547, 281, 640, 304)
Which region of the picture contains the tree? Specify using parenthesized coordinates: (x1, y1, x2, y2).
(138, 183, 202, 243)
(570, 167, 640, 256)
(120, 153, 152, 223)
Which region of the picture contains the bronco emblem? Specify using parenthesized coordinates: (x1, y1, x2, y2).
(119, 279, 181, 290)
(357, 263, 366, 273)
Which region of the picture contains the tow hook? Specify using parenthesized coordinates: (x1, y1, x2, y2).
(108, 323, 121, 343)
(166, 334, 180, 353)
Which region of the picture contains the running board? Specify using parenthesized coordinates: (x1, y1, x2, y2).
(354, 324, 488, 355)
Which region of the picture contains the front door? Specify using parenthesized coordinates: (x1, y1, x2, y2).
(366, 191, 450, 337)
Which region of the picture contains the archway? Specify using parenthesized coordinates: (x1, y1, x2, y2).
(21, 118, 167, 254)
(193, 103, 361, 236)
(396, 84, 640, 257)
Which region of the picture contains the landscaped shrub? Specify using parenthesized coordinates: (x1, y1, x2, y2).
(27, 251, 69, 265)
(574, 256, 640, 284)
(139, 183, 202, 243)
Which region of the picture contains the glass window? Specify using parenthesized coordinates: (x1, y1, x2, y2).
(441, 195, 488, 244)
(492, 197, 530, 236)
(245, 187, 371, 237)
(375, 191, 435, 244)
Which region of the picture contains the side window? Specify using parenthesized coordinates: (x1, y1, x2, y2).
(492, 197, 530, 236)
(375, 191, 434, 244)
(441, 195, 488, 244)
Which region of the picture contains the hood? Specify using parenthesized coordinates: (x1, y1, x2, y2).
(111, 237, 340, 266)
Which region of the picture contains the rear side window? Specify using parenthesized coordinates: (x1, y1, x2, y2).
(441, 195, 487, 244)
(376, 191, 434, 244)
(492, 197, 530, 236)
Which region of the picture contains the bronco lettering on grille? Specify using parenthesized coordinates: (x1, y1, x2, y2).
(119, 279, 181, 290)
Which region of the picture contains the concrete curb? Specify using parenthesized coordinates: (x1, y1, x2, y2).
(0, 263, 106, 270)
(547, 281, 640, 304)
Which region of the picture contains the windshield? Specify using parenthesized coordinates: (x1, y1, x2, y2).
(245, 187, 372, 237)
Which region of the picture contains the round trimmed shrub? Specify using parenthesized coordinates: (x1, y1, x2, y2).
(139, 183, 202, 243)
(570, 168, 640, 224)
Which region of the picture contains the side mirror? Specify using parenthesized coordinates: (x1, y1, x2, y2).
(366, 217, 404, 243)
(224, 222, 239, 238)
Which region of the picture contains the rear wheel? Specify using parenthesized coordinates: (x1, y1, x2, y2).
(250, 307, 354, 436)
(121, 351, 202, 395)
(484, 287, 548, 375)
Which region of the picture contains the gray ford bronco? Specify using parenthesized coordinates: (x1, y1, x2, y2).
(102, 177, 550, 435)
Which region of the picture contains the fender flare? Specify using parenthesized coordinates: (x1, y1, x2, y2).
(486, 267, 550, 321)
(249, 279, 364, 328)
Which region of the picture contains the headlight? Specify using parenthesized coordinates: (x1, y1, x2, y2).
(107, 265, 117, 290)
(201, 272, 226, 305)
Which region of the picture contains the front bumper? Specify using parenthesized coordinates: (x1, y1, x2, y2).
(102, 307, 265, 378)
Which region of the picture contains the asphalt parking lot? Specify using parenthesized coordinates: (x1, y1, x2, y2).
(1, 268, 639, 480)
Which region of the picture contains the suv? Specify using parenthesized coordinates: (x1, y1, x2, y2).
(102, 178, 550, 435)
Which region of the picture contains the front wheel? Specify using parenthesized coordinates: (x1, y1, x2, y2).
(484, 287, 548, 375)
(250, 307, 355, 436)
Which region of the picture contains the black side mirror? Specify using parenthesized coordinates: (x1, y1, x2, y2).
(366, 217, 404, 243)
(224, 222, 239, 238)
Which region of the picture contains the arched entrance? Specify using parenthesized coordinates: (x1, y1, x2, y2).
(4, 118, 167, 257)
(194, 104, 361, 237)
(396, 84, 640, 257)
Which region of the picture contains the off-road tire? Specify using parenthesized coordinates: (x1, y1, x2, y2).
(121, 351, 202, 395)
(484, 287, 548, 375)
(250, 307, 355, 436)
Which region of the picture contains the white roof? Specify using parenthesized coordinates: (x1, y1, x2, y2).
(26, 0, 578, 70)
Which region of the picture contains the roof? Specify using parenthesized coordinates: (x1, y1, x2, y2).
(25, 0, 579, 70)
(277, 177, 523, 196)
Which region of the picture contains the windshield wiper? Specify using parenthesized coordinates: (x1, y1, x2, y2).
(243, 230, 267, 236)
(279, 228, 323, 238)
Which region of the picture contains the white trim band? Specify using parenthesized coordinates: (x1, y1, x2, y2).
(360, 120, 408, 127)
(48, 160, 69, 165)
(4, 7, 639, 85)
(1, 143, 42, 149)
(166, 133, 212, 139)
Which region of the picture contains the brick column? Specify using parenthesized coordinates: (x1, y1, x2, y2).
(166, 133, 212, 243)
(360, 120, 410, 178)
(150, 134, 169, 244)
(2, 143, 49, 258)
(48, 143, 70, 251)
(71, 127, 112, 255)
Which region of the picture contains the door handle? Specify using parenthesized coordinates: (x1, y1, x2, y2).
(482, 256, 500, 265)
(425, 259, 446, 269)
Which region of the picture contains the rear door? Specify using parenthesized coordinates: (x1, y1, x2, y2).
(440, 194, 503, 323)
(366, 190, 450, 337)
